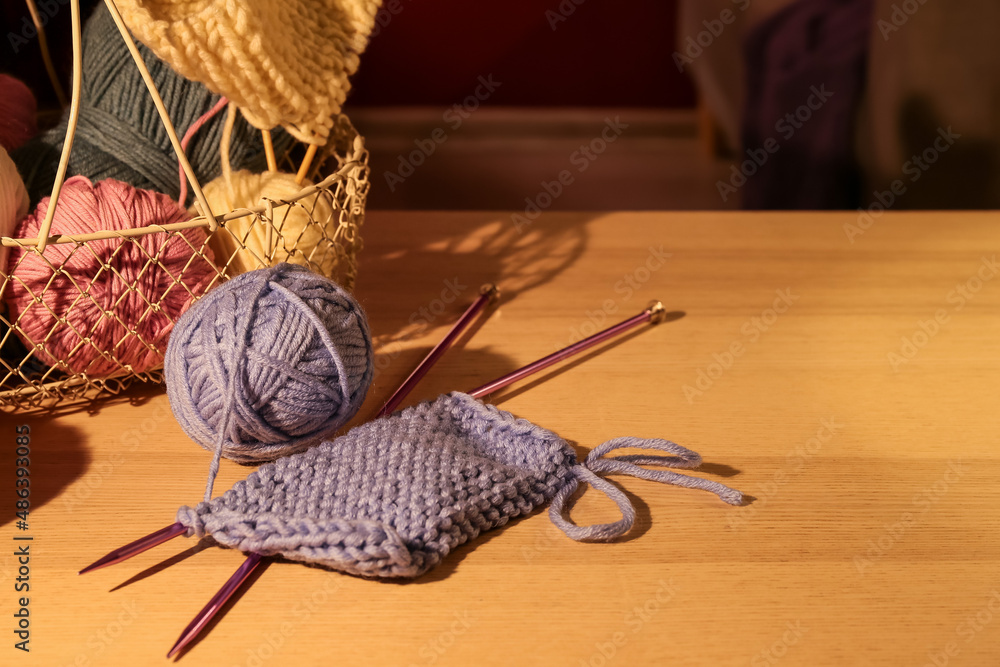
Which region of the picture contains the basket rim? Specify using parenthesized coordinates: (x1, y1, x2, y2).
(1, 140, 367, 249)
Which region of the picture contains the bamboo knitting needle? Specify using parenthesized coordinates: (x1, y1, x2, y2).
(378, 284, 500, 418)
(295, 145, 319, 184)
(261, 131, 278, 173)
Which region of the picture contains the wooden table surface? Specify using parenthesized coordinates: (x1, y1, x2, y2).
(3, 211, 1000, 666)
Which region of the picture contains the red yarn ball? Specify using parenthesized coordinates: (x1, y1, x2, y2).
(5, 176, 216, 376)
(0, 75, 38, 152)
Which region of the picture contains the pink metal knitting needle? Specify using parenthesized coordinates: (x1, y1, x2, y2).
(169, 299, 668, 655)
(81, 284, 501, 578)
(164, 286, 503, 658)
(79, 522, 186, 574)
(468, 300, 666, 399)
(87, 298, 668, 658)
(167, 553, 263, 659)
(378, 283, 499, 418)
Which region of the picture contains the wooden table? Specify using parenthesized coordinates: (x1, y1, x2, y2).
(3, 211, 999, 666)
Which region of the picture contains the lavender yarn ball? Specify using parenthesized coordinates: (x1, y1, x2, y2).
(165, 264, 373, 463)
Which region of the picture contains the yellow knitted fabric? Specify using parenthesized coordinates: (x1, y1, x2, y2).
(115, 0, 381, 145)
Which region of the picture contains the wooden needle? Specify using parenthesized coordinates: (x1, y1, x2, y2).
(295, 145, 318, 184)
(261, 130, 277, 173)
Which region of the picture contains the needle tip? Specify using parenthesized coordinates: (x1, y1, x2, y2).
(78, 554, 116, 575)
(167, 633, 191, 659)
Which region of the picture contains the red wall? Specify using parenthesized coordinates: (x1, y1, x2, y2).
(2, 0, 694, 109)
(349, 0, 694, 107)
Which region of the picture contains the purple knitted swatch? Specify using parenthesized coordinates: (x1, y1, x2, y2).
(176, 392, 743, 578)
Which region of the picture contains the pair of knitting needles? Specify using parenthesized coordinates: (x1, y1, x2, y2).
(81, 285, 668, 658)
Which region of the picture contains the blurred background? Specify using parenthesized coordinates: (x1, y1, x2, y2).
(3, 0, 998, 211)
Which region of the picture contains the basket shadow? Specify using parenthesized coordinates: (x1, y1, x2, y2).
(355, 210, 592, 348)
(0, 414, 89, 528)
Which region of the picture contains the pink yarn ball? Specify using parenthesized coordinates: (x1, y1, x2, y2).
(0, 75, 38, 152)
(5, 176, 216, 376)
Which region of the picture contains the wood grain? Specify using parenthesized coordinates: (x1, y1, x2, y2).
(2, 211, 999, 666)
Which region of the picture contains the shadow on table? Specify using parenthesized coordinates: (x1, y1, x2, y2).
(0, 414, 88, 529)
(356, 212, 593, 393)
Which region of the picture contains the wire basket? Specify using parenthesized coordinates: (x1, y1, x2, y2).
(0, 0, 370, 411)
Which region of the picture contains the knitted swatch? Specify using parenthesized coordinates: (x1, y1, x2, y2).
(177, 392, 743, 578)
(114, 0, 382, 145)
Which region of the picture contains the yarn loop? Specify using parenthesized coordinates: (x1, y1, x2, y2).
(176, 392, 743, 578)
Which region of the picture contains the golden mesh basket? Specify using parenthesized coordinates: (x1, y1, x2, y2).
(0, 0, 370, 411)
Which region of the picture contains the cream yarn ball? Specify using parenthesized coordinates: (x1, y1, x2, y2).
(199, 170, 338, 277)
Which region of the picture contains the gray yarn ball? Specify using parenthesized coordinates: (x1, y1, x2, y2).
(165, 264, 373, 464)
(11, 3, 293, 207)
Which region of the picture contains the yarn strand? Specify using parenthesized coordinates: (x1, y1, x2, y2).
(177, 97, 229, 208)
(549, 437, 745, 542)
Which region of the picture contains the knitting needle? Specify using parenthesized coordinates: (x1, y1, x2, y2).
(80, 286, 502, 575)
(295, 145, 319, 184)
(82, 299, 667, 573)
(166, 300, 669, 655)
(261, 131, 278, 173)
(87, 299, 669, 657)
(167, 553, 263, 659)
(79, 522, 186, 574)
(377, 283, 500, 418)
(469, 300, 666, 399)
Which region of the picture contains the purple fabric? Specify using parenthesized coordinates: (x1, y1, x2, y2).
(741, 0, 874, 209)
